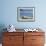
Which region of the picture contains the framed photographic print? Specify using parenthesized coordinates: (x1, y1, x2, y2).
(17, 7, 35, 22)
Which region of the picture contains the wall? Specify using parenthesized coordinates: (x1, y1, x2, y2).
(0, 0, 46, 44)
(0, 0, 46, 29)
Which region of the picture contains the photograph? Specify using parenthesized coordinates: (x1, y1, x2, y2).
(17, 7, 35, 22)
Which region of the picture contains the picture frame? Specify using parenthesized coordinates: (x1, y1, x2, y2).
(17, 7, 35, 22)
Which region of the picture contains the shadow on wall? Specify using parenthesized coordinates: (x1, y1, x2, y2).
(0, 24, 7, 43)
